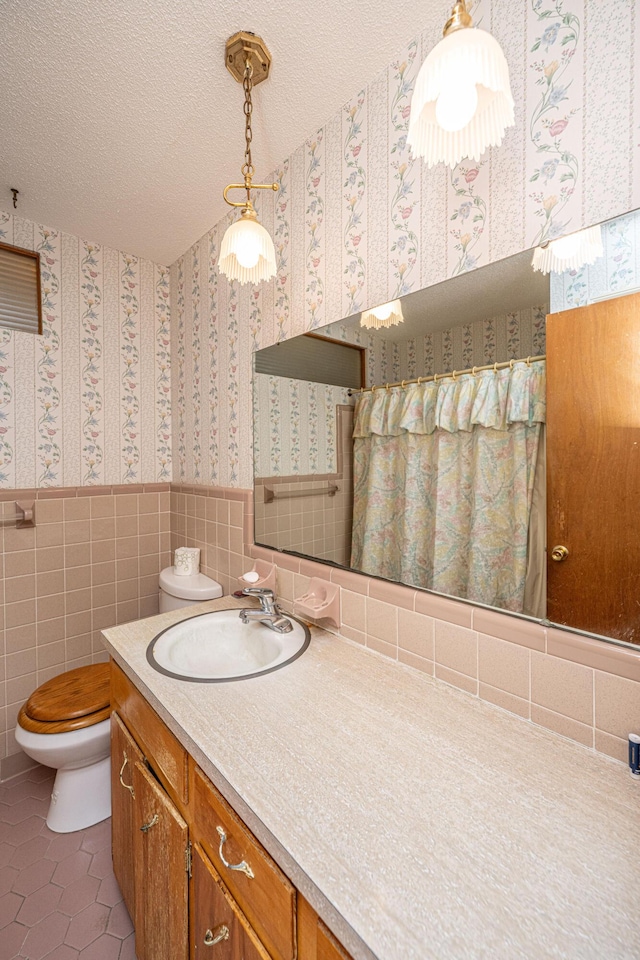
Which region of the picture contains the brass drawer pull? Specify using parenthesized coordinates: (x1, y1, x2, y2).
(119, 752, 135, 799)
(140, 814, 159, 833)
(204, 925, 230, 946)
(216, 825, 254, 879)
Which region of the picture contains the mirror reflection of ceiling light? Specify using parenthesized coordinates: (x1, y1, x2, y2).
(218, 32, 278, 285)
(531, 224, 604, 275)
(360, 299, 404, 330)
(408, 0, 514, 168)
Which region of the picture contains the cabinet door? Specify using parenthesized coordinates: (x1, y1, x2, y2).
(110, 711, 145, 919)
(298, 896, 354, 960)
(133, 760, 189, 960)
(193, 766, 296, 960)
(191, 843, 271, 960)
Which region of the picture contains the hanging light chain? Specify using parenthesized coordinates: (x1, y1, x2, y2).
(242, 57, 254, 189)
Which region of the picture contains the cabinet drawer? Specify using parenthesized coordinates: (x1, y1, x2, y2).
(192, 843, 271, 960)
(111, 660, 188, 807)
(193, 765, 296, 960)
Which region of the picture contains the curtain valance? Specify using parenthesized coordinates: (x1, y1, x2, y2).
(353, 360, 545, 438)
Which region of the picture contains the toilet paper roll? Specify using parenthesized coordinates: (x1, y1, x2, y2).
(174, 547, 201, 576)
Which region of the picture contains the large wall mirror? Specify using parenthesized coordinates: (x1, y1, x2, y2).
(253, 207, 640, 649)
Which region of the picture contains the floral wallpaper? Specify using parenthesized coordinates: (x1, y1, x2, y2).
(253, 374, 352, 479)
(365, 307, 548, 387)
(0, 210, 171, 488)
(168, 0, 638, 490)
(550, 209, 640, 310)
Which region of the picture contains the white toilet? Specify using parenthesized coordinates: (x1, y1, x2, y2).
(158, 566, 223, 612)
(15, 566, 223, 833)
(14, 663, 113, 833)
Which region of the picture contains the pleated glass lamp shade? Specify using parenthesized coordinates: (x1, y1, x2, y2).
(218, 210, 277, 285)
(531, 225, 604, 275)
(407, 27, 514, 168)
(360, 299, 404, 330)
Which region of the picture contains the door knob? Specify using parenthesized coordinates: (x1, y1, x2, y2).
(551, 545, 569, 562)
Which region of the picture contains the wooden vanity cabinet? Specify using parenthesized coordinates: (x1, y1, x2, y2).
(133, 759, 189, 960)
(191, 842, 271, 959)
(110, 712, 145, 920)
(109, 660, 354, 960)
(192, 764, 297, 960)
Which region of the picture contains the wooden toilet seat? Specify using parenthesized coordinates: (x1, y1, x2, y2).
(18, 663, 111, 734)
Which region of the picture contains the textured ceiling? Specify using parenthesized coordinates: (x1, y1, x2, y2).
(1, 0, 426, 265)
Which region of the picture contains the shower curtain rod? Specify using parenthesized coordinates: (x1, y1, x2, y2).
(348, 354, 546, 396)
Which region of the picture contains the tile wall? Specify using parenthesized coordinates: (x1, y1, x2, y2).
(169, 485, 253, 598)
(0, 485, 170, 779)
(170, 485, 640, 768)
(5, 479, 635, 780)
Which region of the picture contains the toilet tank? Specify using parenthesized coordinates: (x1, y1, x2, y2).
(159, 567, 223, 613)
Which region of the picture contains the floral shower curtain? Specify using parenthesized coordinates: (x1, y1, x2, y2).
(350, 361, 546, 612)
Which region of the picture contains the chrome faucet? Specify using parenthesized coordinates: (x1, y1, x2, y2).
(239, 587, 294, 634)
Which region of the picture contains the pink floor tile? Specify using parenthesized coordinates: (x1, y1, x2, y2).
(3, 919, 28, 957)
(0, 863, 20, 896)
(9, 834, 51, 869)
(2, 779, 42, 805)
(21, 910, 70, 959)
(28, 767, 56, 783)
(15, 880, 63, 926)
(58, 875, 102, 917)
(0, 889, 23, 926)
(64, 901, 111, 950)
(43, 946, 80, 960)
(0, 842, 14, 866)
(12, 857, 55, 896)
(95, 874, 122, 909)
(87, 848, 112, 881)
(3, 797, 49, 825)
(105, 900, 133, 940)
(80, 822, 111, 856)
(47, 832, 84, 863)
(52, 851, 93, 888)
(8, 815, 48, 847)
(0, 765, 134, 960)
(117, 934, 136, 960)
(77, 933, 122, 960)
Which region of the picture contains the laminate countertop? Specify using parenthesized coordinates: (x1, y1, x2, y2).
(102, 597, 640, 960)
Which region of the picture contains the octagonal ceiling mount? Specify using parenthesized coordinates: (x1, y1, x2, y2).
(225, 31, 271, 85)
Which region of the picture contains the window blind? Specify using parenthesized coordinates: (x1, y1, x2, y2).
(0, 242, 42, 335)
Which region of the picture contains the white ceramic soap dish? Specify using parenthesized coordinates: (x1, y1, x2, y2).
(294, 577, 340, 628)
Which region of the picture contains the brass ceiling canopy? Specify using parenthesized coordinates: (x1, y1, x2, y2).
(225, 31, 271, 85)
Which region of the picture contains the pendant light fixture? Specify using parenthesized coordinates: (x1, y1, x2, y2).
(360, 299, 404, 330)
(407, 1, 514, 168)
(219, 32, 278, 285)
(531, 225, 604, 275)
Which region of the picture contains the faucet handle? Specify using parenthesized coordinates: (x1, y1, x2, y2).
(242, 587, 274, 598)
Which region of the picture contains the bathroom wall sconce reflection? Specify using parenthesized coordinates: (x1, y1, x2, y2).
(532, 224, 604, 275)
(408, 0, 514, 168)
(360, 298, 404, 330)
(219, 32, 278, 285)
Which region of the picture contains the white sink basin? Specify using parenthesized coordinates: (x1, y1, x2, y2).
(146, 609, 310, 681)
